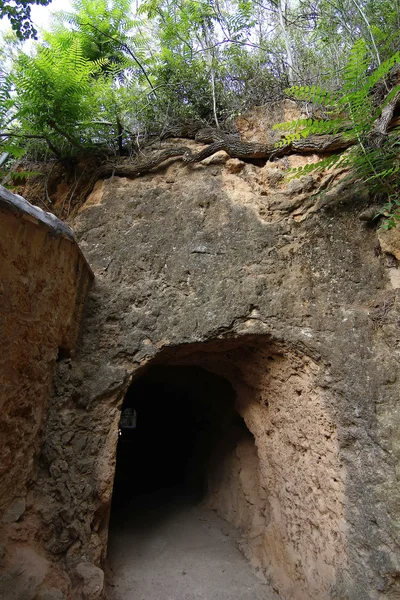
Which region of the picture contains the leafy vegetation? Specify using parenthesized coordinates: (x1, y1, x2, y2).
(275, 40, 400, 226)
(0, 0, 51, 40)
(0, 0, 399, 221)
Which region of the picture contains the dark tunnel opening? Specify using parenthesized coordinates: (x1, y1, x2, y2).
(109, 364, 254, 514)
(106, 364, 268, 599)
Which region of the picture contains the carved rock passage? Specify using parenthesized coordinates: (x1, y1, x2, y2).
(23, 146, 400, 600)
(144, 342, 347, 600)
(106, 356, 338, 600)
(2, 104, 400, 600)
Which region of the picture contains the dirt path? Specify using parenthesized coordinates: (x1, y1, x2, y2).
(106, 489, 280, 600)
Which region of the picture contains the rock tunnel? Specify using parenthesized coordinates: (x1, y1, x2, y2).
(110, 365, 253, 507)
(3, 110, 400, 600)
(103, 337, 347, 600)
(107, 363, 262, 598)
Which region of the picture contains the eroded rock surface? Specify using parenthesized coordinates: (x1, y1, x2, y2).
(2, 105, 400, 600)
(0, 185, 93, 600)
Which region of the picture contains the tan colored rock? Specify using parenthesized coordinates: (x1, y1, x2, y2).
(75, 562, 104, 599)
(27, 149, 395, 599)
(225, 158, 246, 174)
(0, 185, 93, 597)
(236, 100, 304, 146)
(0, 548, 49, 600)
(378, 224, 400, 260)
(2, 498, 26, 524)
(80, 180, 105, 211)
(2, 103, 400, 600)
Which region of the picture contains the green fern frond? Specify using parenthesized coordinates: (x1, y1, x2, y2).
(286, 153, 348, 179)
(275, 42, 400, 226)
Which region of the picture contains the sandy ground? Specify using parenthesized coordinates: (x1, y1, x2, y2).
(106, 489, 280, 600)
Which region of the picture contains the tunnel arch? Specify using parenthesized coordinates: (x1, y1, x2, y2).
(109, 363, 260, 520)
(104, 335, 345, 600)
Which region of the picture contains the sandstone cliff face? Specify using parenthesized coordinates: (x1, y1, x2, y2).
(0, 186, 93, 599)
(2, 105, 400, 600)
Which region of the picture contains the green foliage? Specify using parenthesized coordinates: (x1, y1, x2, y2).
(376, 196, 400, 230)
(0, 167, 42, 184)
(275, 40, 400, 226)
(0, 0, 399, 174)
(16, 38, 105, 123)
(7, 36, 109, 156)
(0, 69, 12, 126)
(0, 0, 51, 40)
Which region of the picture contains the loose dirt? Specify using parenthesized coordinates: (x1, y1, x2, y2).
(106, 488, 280, 600)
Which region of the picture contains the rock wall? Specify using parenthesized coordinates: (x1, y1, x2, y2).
(2, 103, 400, 600)
(0, 185, 93, 599)
(31, 130, 400, 600)
(150, 340, 346, 600)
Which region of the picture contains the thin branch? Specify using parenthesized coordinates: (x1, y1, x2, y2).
(116, 117, 124, 156)
(277, 0, 294, 84)
(0, 152, 10, 168)
(210, 67, 219, 129)
(0, 132, 46, 139)
(67, 166, 86, 216)
(78, 120, 114, 126)
(0, 131, 62, 157)
(351, 0, 381, 66)
(47, 119, 83, 149)
(43, 136, 62, 158)
(80, 21, 157, 97)
(44, 160, 58, 205)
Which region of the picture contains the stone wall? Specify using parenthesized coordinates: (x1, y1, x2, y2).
(0, 185, 93, 599)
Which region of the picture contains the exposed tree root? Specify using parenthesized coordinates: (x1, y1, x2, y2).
(91, 128, 356, 183)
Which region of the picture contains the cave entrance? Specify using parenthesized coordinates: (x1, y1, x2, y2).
(110, 364, 252, 509)
(107, 364, 268, 599)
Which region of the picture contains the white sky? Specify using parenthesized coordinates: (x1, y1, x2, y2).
(0, 0, 72, 39)
(30, 0, 72, 32)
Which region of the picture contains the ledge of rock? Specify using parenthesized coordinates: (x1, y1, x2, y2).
(0, 185, 93, 600)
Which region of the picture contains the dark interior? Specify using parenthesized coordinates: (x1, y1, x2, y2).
(109, 365, 248, 513)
